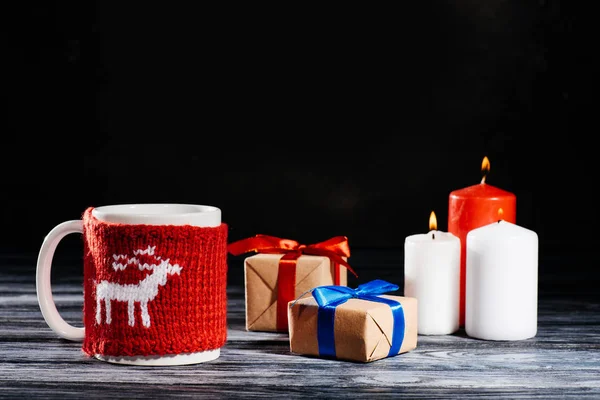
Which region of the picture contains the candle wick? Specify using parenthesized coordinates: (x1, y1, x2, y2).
(498, 220, 501, 223)
(481, 175, 486, 184)
(432, 232, 435, 240)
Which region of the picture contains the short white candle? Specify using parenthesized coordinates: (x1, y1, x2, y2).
(404, 212, 461, 335)
(465, 219, 538, 340)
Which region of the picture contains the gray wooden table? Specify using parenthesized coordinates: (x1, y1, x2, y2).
(1, 251, 599, 399)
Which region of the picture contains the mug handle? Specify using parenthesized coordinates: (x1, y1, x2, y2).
(36, 220, 85, 341)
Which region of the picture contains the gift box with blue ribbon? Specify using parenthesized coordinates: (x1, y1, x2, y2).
(287, 279, 418, 362)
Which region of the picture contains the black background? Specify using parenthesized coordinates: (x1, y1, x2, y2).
(2, 2, 595, 285)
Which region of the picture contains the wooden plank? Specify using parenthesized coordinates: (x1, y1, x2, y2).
(1, 254, 599, 398)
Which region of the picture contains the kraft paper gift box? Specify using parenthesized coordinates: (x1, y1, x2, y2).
(287, 279, 418, 363)
(227, 235, 356, 333)
(244, 253, 349, 332)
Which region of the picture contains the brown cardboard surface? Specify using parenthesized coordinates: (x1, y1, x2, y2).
(287, 294, 418, 362)
(244, 253, 348, 332)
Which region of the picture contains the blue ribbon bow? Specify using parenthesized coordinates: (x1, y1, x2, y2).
(311, 279, 405, 358)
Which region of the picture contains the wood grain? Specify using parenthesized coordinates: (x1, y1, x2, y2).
(1, 252, 599, 399)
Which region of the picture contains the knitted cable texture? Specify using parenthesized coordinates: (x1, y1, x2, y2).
(81, 207, 228, 357)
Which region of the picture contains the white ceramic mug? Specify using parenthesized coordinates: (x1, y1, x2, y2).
(36, 203, 229, 366)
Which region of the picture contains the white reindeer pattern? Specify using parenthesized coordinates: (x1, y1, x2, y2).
(95, 246, 182, 328)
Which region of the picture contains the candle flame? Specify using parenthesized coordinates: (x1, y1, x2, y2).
(498, 208, 504, 221)
(481, 156, 490, 184)
(429, 211, 437, 231)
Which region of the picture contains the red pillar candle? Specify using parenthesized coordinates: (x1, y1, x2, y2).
(448, 157, 516, 327)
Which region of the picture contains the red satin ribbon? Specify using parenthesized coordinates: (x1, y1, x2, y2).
(228, 235, 357, 331)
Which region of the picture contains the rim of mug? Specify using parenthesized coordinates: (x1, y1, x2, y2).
(91, 203, 221, 227)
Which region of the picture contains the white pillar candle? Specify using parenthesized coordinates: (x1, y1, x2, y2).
(465, 220, 538, 340)
(404, 212, 461, 335)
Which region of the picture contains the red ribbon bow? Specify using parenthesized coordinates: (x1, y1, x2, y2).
(228, 235, 357, 331)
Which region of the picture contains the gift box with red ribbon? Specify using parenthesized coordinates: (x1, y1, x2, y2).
(228, 235, 357, 332)
(287, 279, 418, 362)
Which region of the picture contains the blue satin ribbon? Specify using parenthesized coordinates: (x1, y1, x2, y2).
(312, 279, 405, 358)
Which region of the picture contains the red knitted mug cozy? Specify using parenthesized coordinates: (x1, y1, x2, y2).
(81, 207, 228, 358)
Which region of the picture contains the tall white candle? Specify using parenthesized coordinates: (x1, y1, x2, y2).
(465, 219, 538, 340)
(404, 211, 460, 335)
